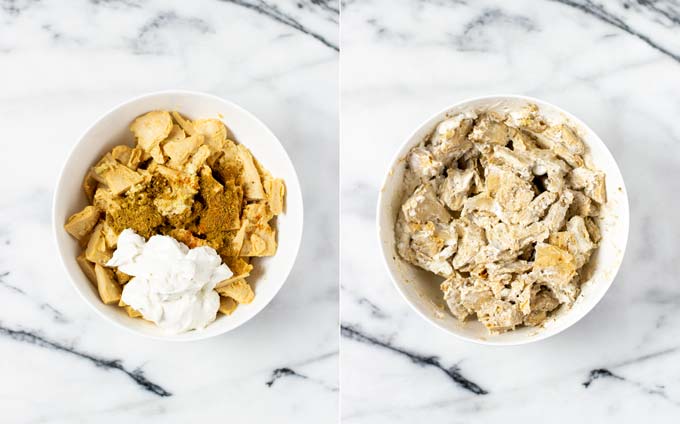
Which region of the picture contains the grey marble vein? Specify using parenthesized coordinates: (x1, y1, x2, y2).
(614, 345, 679, 368)
(0, 323, 171, 397)
(132, 11, 214, 55)
(89, 0, 142, 7)
(286, 350, 339, 368)
(356, 296, 388, 319)
(583, 368, 678, 405)
(265, 365, 339, 391)
(263, 351, 339, 391)
(548, 0, 680, 62)
(582, 368, 624, 387)
(265, 367, 308, 387)
(342, 286, 390, 319)
(41, 23, 86, 45)
(0, 272, 68, 323)
(454, 7, 538, 51)
(577, 346, 680, 406)
(309, 0, 339, 15)
(341, 324, 488, 395)
(0, 0, 40, 17)
(219, 0, 339, 50)
(633, 0, 680, 26)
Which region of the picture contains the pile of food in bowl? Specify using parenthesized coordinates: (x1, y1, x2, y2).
(395, 103, 606, 334)
(63, 110, 285, 334)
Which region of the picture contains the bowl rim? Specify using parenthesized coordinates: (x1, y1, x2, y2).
(52, 89, 304, 341)
(376, 94, 630, 346)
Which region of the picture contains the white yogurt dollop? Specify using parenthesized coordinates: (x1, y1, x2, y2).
(107, 229, 233, 334)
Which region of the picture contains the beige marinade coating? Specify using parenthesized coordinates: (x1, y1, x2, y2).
(396, 104, 606, 334)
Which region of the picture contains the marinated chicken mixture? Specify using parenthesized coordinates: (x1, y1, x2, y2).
(64, 110, 285, 322)
(395, 104, 605, 333)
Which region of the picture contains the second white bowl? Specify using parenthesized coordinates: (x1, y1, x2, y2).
(377, 95, 629, 345)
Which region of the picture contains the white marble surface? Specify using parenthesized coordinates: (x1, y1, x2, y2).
(0, 0, 338, 422)
(341, 0, 680, 422)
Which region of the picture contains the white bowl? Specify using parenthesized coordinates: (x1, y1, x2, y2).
(377, 95, 629, 345)
(53, 90, 304, 341)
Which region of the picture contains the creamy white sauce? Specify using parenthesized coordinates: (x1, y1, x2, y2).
(107, 229, 232, 334)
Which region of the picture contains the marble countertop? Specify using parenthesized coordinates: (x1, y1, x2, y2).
(0, 0, 338, 422)
(341, 0, 680, 422)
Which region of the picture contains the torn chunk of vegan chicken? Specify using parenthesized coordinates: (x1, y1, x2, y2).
(407, 146, 444, 181)
(428, 115, 474, 165)
(218, 256, 253, 286)
(450, 219, 486, 270)
(441, 273, 471, 320)
(94, 264, 122, 305)
(163, 133, 203, 169)
(236, 144, 265, 200)
(489, 146, 533, 179)
(515, 191, 557, 226)
(65, 206, 101, 241)
(486, 165, 535, 213)
(469, 113, 509, 145)
(549, 216, 595, 268)
(193, 119, 228, 152)
(263, 177, 285, 215)
(504, 103, 547, 132)
(239, 223, 277, 257)
(533, 242, 577, 287)
(439, 168, 474, 211)
(92, 155, 144, 195)
(568, 167, 606, 204)
(533, 124, 585, 155)
(402, 183, 451, 224)
(542, 190, 574, 233)
(130, 110, 173, 164)
(408, 221, 458, 277)
(85, 222, 112, 266)
(216, 279, 254, 304)
(77, 254, 97, 286)
(218, 296, 238, 315)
